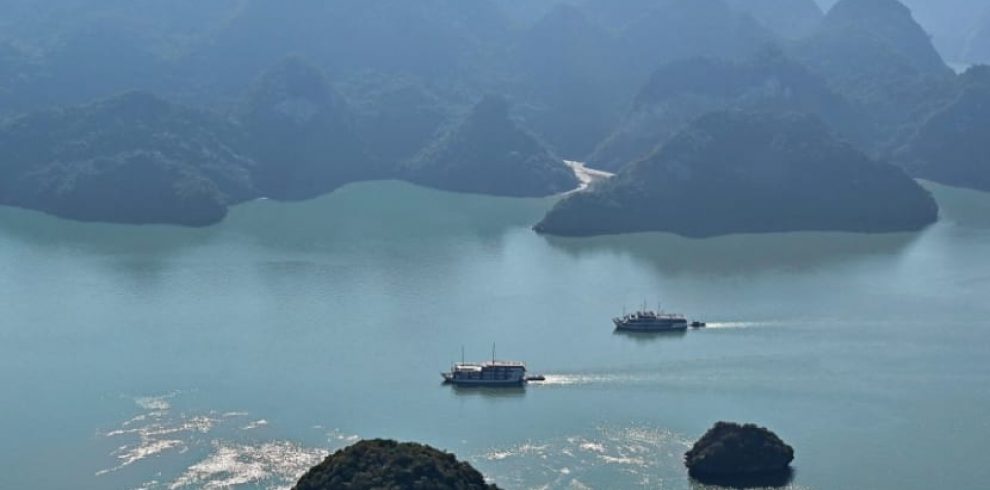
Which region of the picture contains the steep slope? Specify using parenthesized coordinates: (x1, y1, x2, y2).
(340, 75, 453, 165)
(821, 0, 950, 75)
(0, 91, 255, 225)
(724, 0, 824, 40)
(510, 4, 629, 158)
(536, 111, 938, 237)
(591, 50, 863, 171)
(898, 66, 990, 192)
(0, 42, 39, 114)
(898, 0, 990, 64)
(293, 439, 498, 490)
(795, 0, 956, 151)
(202, 0, 511, 93)
(405, 95, 578, 197)
(241, 57, 374, 200)
(616, 0, 775, 75)
(964, 16, 990, 64)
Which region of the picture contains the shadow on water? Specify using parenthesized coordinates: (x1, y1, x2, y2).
(449, 385, 528, 399)
(542, 229, 922, 276)
(612, 329, 688, 344)
(221, 181, 555, 253)
(0, 180, 555, 256)
(0, 203, 218, 255)
(689, 468, 796, 489)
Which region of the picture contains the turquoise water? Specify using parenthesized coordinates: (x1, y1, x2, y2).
(1, 180, 989, 489)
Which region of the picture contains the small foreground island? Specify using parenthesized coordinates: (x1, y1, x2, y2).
(686, 421, 795, 487)
(535, 111, 939, 238)
(292, 439, 499, 490)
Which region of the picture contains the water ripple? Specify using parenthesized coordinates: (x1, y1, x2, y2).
(96, 393, 350, 490)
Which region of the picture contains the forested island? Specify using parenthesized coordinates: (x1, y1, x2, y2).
(535, 112, 938, 237)
(685, 422, 795, 486)
(293, 439, 498, 490)
(0, 0, 987, 229)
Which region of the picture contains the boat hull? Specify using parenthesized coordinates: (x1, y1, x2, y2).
(442, 377, 526, 387)
(614, 321, 689, 332)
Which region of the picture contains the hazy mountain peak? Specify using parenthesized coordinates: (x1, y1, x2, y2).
(828, 0, 910, 18)
(405, 95, 578, 197)
(821, 0, 949, 75)
(244, 56, 344, 124)
(724, 0, 824, 39)
(240, 57, 371, 200)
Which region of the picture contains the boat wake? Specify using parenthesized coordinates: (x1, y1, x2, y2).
(537, 373, 656, 387)
(698, 320, 792, 330)
(702, 321, 760, 329)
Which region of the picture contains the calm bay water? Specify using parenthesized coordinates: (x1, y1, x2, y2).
(1, 180, 989, 489)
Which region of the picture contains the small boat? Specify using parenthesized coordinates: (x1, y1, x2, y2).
(443, 345, 541, 387)
(691, 321, 707, 328)
(614, 303, 689, 332)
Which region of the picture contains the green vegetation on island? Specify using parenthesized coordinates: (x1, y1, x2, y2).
(293, 439, 498, 490)
(2, 0, 990, 227)
(685, 422, 795, 485)
(0, 91, 255, 226)
(590, 49, 863, 171)
(405, 95, 578, 197)
(897, 66, 990, 192)
(241, 57, 376, 200)
(536, 111, 938, 237)
(793, 0, 957, 153)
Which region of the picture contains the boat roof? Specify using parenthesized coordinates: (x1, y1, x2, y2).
(454, 361, 526, 368)
(620, 310, 685, 318)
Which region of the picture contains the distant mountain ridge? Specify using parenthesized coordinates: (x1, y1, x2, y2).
(2, 0, 990, 229)
(793, 0, 957, 154)
(590, 50, 863, 171)
(0, 59, 579, 225)
(724, 0, 823, 40)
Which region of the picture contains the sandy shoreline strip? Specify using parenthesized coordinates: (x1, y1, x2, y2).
(564, 160, 614, 194)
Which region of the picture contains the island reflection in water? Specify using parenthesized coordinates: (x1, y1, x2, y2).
(1, 180, 990, 489)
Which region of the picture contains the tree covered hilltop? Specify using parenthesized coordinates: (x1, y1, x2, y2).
(293, 439, 499, 490)
(0, 0, 988, 226)
(404, 95, 578, 197)
(0, 91, 255, 226)
(0, 63, 576, 225)
(536, 111, 938, 238)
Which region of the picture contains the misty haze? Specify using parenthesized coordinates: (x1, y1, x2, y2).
(1, 1, 990, 489)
